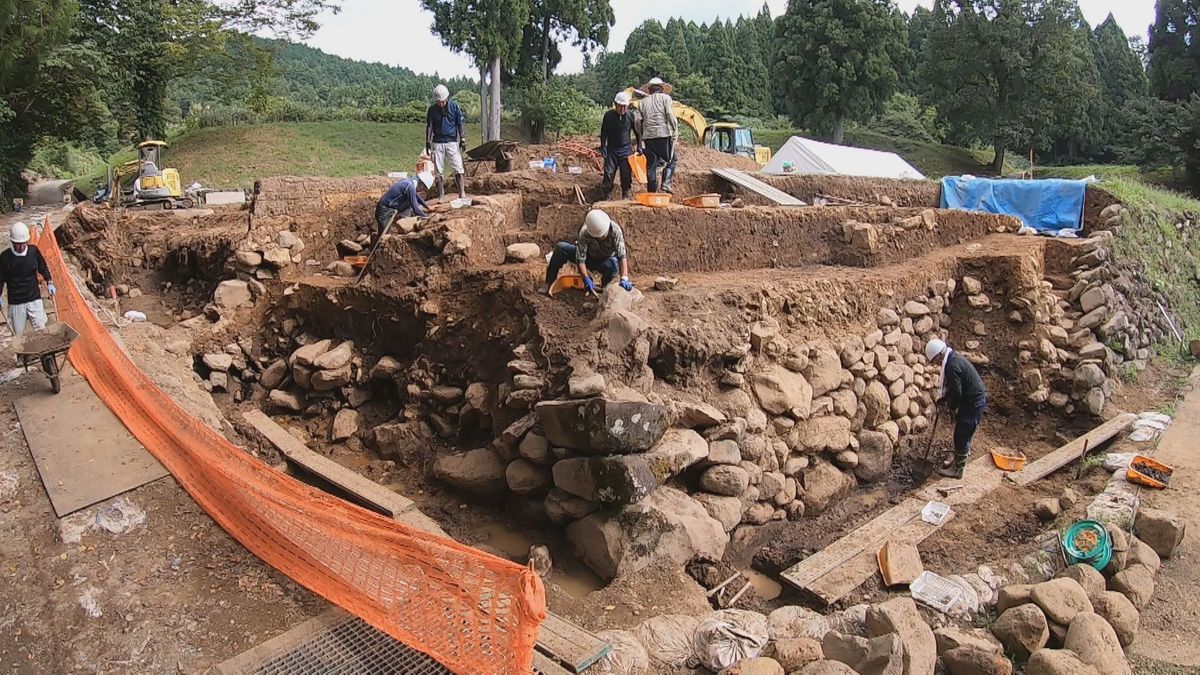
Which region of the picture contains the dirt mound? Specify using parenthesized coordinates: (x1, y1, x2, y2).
(673, 144, 760, 172)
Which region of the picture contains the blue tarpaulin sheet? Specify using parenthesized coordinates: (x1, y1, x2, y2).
(940, 177, 1086, 234)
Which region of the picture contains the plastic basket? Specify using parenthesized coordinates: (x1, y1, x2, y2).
(909, 571, 963, 614)
(1127, 455, 1173, 489)
(990, 448, 1027, 472)
(921, 501, 952, 526)
(636, 192, 672, 207)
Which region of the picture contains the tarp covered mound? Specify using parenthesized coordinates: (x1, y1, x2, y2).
(762, 136, 926, 180)
(941, 176, 1086, 234)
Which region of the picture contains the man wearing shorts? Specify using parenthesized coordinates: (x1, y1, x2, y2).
(0, 222, 55, 335)
(426, 84, 467, 199)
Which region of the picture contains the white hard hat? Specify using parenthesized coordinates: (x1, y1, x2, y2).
(925, 338, 947, 362)
(9, 221, 30, 244)
(434, 84, 449, 102)
(584, 209, 612, 238)
(614, 91, 631, 106)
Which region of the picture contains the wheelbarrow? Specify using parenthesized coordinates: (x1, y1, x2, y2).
(13, 322, 78, 394)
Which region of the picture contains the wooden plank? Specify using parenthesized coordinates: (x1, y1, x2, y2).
(16, 370, 167, 517)
(711, 168, 807, 207)
(215, 608, 350, 674)
(243, 410, 416, 520)
(1008, 413, 1137, 486)
(533, 652, 575, 675)
(535, 612, 612, 673)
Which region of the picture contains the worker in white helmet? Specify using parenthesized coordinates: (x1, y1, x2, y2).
(925, 338, 987, 479)
(599, 91, 642, 200)
(0, 222, 55, 335)
(539, 209, 633, 296)
(425, 84, 467, 199)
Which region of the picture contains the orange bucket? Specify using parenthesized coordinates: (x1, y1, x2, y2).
(1127, 454, 1173, 489)
(636, 192, 672, 207)
(990, 448, 1027, 472)
(345, 255, 369, 270)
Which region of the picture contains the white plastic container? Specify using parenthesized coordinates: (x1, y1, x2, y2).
(909, 571, 964, 614)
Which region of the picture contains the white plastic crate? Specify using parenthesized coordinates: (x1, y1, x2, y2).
(909, 571, 964, 614)
(921, 501, 953, 526)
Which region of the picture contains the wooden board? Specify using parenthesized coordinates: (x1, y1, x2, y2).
(535, 612, 612, 673)
(878, 541, 923, 587)
(781, 455, 1002, 604)
(711, 168, 807, 206)
(16, 370, 167, 517)
(243, 410, 423, 525)
(1008, 413, 1137, 486)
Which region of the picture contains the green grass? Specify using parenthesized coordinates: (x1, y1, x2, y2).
(1035, 164, 1188, 193)
(751, 127, 1014, 178)
(78, 121, 486, 194)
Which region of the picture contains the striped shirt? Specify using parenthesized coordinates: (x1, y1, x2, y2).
(576, 222, 627, 262)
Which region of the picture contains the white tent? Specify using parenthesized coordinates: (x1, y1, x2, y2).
(762, 136, 926, 180)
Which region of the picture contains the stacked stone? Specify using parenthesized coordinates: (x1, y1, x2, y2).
(256, 338, 368, 442)
(198, 340, 260, 401)
(231, 228, 310, 282)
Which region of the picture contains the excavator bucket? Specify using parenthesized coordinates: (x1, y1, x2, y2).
(629, 155, 647, 184)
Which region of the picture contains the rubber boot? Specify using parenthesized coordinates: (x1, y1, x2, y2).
(660, 166, 675, 194)
(456, 173, 466, 199)
(437, 177, 445, 199)
(937, 454, 966, 479)
(621, 189, 630, 200)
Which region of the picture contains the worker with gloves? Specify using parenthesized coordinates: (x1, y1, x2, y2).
(0, 222, 54, 335)
(925, 339, 987, 479)
(638, 77, 678, 194)
(539, 209, 633, 296)
(425, 84, 467, 199)
(374, 177, 429, 239)
(600, 91, 641, 200)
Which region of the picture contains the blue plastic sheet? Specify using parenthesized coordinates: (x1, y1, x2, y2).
(940, 177, 1086, 235)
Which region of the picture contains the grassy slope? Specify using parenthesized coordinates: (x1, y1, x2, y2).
(753, 128, 1010, 178)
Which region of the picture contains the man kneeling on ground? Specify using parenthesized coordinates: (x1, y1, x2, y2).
(539, 209, 634, 296)
(374, 177, 428, 240)
(0, 222, 55, 336)
(925, 338, 987, 479)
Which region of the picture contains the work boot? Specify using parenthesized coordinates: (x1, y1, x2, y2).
(437, 178, 445, 199)
(456, 173, 466, 199)
(661, 168, 675, 194)
(621, 189, 630, 200)
(937, 457, 966, 479)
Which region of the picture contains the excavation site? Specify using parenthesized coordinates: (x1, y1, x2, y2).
(10, 145, 1192, 675)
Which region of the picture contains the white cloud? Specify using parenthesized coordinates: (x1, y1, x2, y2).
(304, 0, 1156, 80)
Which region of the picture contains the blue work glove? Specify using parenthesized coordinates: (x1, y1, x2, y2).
(619, 277, 633, 292)
(46, 282, 56, 296)
(583, 276, 596, 294)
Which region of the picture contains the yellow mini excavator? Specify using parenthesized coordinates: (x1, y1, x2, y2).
(95, 140, 194, 210)
(624, 87, 772, 165)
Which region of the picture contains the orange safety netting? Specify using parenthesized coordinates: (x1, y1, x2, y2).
(34, 220, 545, 674)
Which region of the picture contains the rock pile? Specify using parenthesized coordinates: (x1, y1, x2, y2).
(231, 227, 310, 282)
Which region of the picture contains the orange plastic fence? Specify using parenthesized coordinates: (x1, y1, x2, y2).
(34, 219, 545, 674)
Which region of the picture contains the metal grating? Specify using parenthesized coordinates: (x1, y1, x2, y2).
(249, 615, 450, 675)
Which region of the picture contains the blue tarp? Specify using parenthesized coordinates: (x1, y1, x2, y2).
(940, 177, 1087, 234)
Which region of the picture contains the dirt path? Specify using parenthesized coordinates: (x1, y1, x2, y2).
(1131, 366, 1200, 668)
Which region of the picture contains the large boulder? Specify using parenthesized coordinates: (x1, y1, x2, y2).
(855, 430, 894, 482)
(330, 408, 359, 442)
(1127, 537, 1161, 573)
(772, 638, 823, 672)
(505, 458, 552, 496)
(1090, 591, 1138, 647)
(695, 493, 743, 532)
(534, 398, 669, 453)
(801, 662, 857, 675)
(942, 646, 1013, 675)
(430, 447, 507, 497)
(213, 280, 253, 309)
(313, 341, 354, 370)
(1063, 613, 1130, 675)
(290, 339, 333, 367)
(821, 632, 904, 675)
(552, 456, 657, 505)
(991, 605, 1049, 659)
(700, 465, 751, 497)
(543, 488, 596, 524)
(934, 627, 1003, 656)
(1134, 507, 1186, 559)
(997, 584, 1034, 614)
(373, 420, 433, 456)
(1031, 578, 1093, 625)
(1055, 565, 1106, 602)
(565, 487, 728, 580)
(791, 416, 852, 452)
(1025, 649, 1100, 675)
(801, 459, 854, 513)
(259, 359, 289, 389)
(862, 381, 891, 428)
(718, 657, 784, 675)
(311, 363, 352, 391)
(1108, 564, 1155, 610)
(866, 597, 936, 675)
(805, 348, 844, 397)
(751, 366, 814, 417)
(643, 429, 708, 479)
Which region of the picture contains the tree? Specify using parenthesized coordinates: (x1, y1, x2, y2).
(901, 5, 935, 93)
(421, 0, 529, 140)
(922, 0, 1100, 173)
(775, 0, 909, 144)
(1149, 0, 1200, 102)
(516, 0, 613, 85)
(1089, 14, 1148, 157)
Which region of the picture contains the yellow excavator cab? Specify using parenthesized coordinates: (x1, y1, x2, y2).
(99, 140, 192, 209)
(624, 88, 771, 165)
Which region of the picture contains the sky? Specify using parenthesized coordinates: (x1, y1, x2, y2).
(304, 0, 1158, 80)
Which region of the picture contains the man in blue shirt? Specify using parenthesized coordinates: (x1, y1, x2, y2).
(425, 84, 467, 200)
(375, 178, 428, 238)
